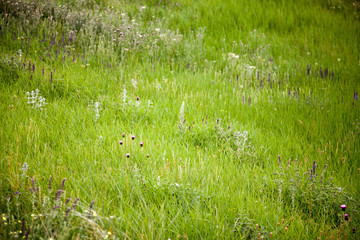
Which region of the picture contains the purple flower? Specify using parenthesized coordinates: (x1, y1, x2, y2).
(48, 176, 52, 190)
(14, 191, 21, 196)
(323, 164, 327, 171)
(25, 226, 31, 239)
(140, 142, 144, 147)
(65, 198, 71, 205)
(127, 26, 130, 30)
(32, 64, 35, 72)
(72, 198, 80, 209)
(55, 190, 63, 201)
(319, 67, 323, 78)
(119, 141, 123, 145)
(122, 133, 125, 138)
(132, 135, 135, 140)
(353, 228, 356, 233)
(278, 155, 281, 165)
(116, 29, 120, 32)
(341, 205, 346, 211)
(88, 201, 95, 219)
(65, 207, 72, 220)
(312, 160, 316, 175)
(53, 205, 61, 210)
(345, 214, 349, 221)
(136, 97, 139, 101)
(113, 39, 116, 42)
(147, 154, 149, 158)
(60, 178, 66, 190)
(21, 220, 26, 235)
(126, 153, 130, 158)
(120, 32, 123, 35)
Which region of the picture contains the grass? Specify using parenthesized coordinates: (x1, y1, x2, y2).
(0, 0, 359, 239)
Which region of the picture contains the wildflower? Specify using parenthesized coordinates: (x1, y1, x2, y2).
(55, 190, 63, 200)
(345, 214, 349, 221)
(136, 97, 139, 101)
(147, 154, 149, 158)
(60, 178, 66, 190)
(312, 160, 316, 175)
(123, 133, 125, 138)
(52, 205, 60, 210)
(113, 39, 116, 42)
(132, 135, 135, 140)
(353, 228, 356, 233)
(269, 232, 273, 238)
(65, 198, 71, 205)
(341, 205, 346, 211)
(21, 162, 29, 176)
(140, 142, 144, 147)
(126, 153, 130, 158)
(278, 155, 281, 165)
(119, 141, 123, 145)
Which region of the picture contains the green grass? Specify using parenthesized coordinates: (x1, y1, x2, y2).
(0, 0, 359, 239)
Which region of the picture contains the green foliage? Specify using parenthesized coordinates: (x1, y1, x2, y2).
(0, 0, 359, 239)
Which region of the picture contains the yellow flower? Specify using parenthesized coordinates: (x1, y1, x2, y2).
(2, 216, 6, 221)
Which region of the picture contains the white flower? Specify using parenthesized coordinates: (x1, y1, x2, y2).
(228, 52, 239, 59)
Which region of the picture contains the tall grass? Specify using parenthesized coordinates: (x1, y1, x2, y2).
(0, 0, 359, 239)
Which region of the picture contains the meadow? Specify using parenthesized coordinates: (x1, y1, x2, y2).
(0, 0, 359, 239)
